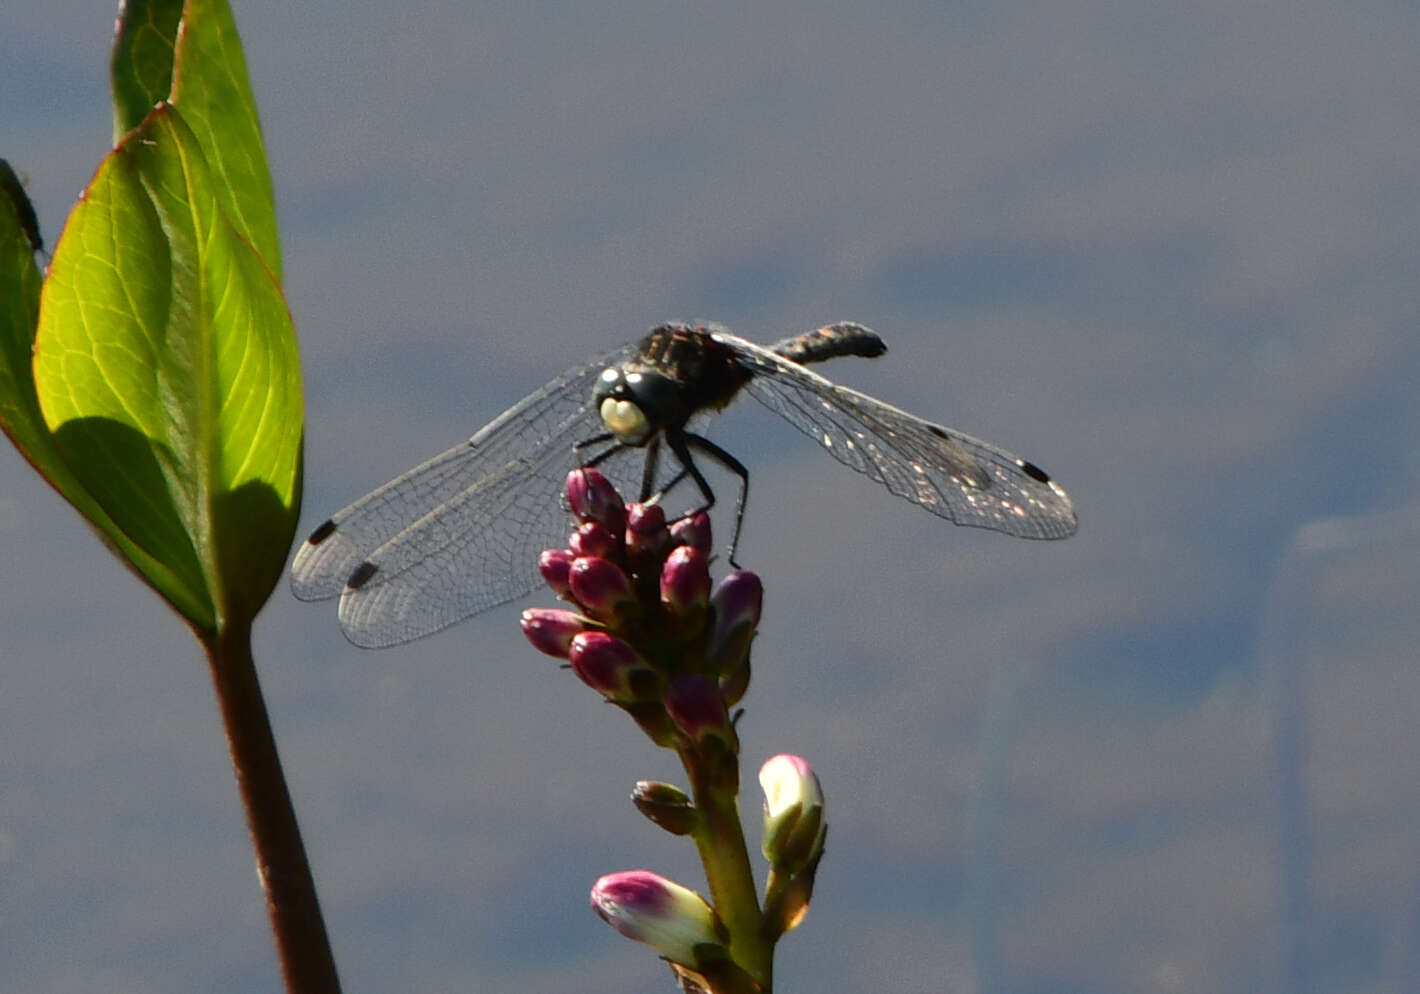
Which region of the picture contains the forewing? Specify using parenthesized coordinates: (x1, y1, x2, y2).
(717, 332, 1078, 540)
(334, 434, 655, 647)
(290, 343, 638, 603)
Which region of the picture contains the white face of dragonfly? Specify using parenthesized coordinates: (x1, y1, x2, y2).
(596, 367, 654, 445)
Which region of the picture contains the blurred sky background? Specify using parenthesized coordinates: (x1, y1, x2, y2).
(3, 2, 1419, 992)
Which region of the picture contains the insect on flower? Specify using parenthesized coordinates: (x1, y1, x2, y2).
(291, 321, 1077, 647)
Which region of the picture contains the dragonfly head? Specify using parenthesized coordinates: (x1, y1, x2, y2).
(594, 365, 682, 446)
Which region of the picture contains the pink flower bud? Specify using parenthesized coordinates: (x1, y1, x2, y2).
(519, 608, 588, 658)
(590, 870, 726, 967)
(669, 510, 712, 552)
(568, 631, 651, 700)
(538, 549, 574, 597)
(707, 570, 762, 673)
(625, 502, 669, 559)
(568, 556, 635, 620)
(660, 545, 711, 616)
(759, 754, 827, 874)
(664, 673, 731, 745)
(711, 570, 762, 632)
(566, 468, 627, 532)
(569, 520, 619, 559)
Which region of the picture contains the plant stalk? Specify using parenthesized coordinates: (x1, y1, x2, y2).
(681, 747, 771, 990)
(206, 623, 342, 994)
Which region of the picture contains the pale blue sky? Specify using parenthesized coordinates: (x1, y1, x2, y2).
(3, 2, 1418, 992)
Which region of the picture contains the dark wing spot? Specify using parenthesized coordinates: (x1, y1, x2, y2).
(306, 518, 337, 544)
(1017, 459, 1051, 484)
(347, 561, 379, 590)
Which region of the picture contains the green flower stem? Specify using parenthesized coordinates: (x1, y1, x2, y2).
(680, 746, 771, 990)
(207, 623, 342, 994)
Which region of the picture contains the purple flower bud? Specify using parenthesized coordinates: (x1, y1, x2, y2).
(519, 608, 588, 658)
(631, 780, 700, 836)
(569, 520, 619, 560)
(707, 570, 763, 675)
(590, 870, 726, 967)
(711, 570, 763, 632)
(625, 502, 669, 559)
(538, 548, 574, 597)
(568, 556, 635, 621)
(669, 510, 712, 553)
(759, 754, 827, 875)
(568, 631, 652, 700)
(660, 546, 711, 617)
(566, 468, 627, 533)
(664, 673, 732, 745)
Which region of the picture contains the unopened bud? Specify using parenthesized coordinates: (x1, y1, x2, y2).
(664, 673, 735, 752)
(570, 520, 620, 560)
(566, 468, 627, 533)
(568, 631, 654, 701)
(660, 546, 711, 627)
(625, 502, 670, 560)
(519, 608, 588, 658)
(589, 870, 727, 967)
(537, 549, 574, 598)
(759, 754, 827, 875)
(669, 511, 712, 553)
(707, 570, 763, 675)
(568, 556, 635, 621)
(631, 780, 700, 836)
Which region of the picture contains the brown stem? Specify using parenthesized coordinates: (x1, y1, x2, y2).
(206, 623, 342, 994)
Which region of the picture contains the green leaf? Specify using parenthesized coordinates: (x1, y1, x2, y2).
(169, 0, 282, 278)
(32, 103, 303, 633)
(0, 158, 43, 252)
(110, 0, 183, 139)
(1, 157, 209, 621)
(0, 165, 60, 477)
(111, 0, 280, 278)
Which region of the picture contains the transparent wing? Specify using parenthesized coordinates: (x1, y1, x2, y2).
(715, 331, 1078, 540)
(290, 342, 639, 607)
(335, 434, 658, 647)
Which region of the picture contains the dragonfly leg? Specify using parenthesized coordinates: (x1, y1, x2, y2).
(666, 430, 750, 568)
(574, 431, 617, 464)
(637, 436, 663, 502)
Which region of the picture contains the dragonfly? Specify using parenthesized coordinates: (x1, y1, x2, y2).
(291, 321, 1077, 647)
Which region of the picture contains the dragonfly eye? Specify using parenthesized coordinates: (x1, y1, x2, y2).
(600, 396, 652, 444)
